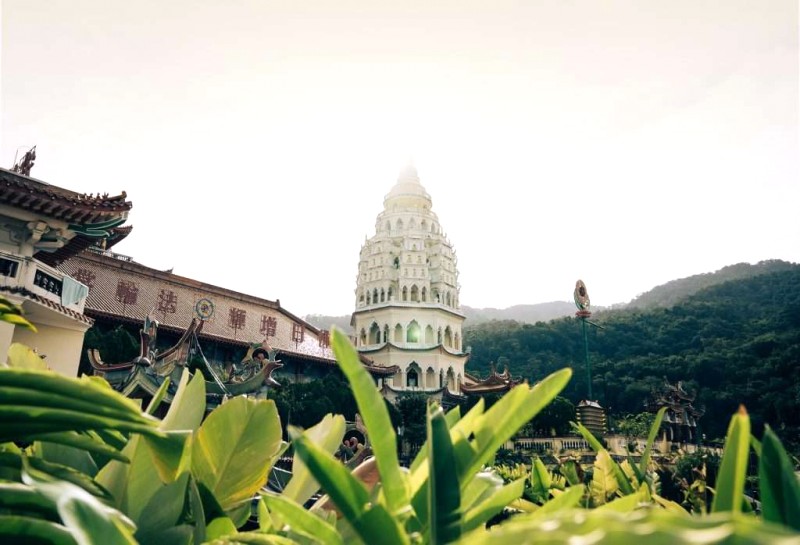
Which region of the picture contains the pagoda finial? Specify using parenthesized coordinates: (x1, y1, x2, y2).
(398, 162, 419, 182)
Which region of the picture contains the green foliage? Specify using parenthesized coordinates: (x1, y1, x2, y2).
(712, 406, 751, 514)
(280, 413, 345, 506)
(192, 396, 283, 511)
(758, 427, 800, 530)
(428, 403, 461, 544)
(519, 396, 574, 437)
(613, 412, 656, 440)
(673, 448, 720, 513)
(396, 393, 428, 450)
(2, 324, 800, 544)
(0, 296, 37, 333)
(459, 509, 800, 544)
(80, 325, 139, 376)
(271, 373, 358, 436)
(0, 360, 284, 544)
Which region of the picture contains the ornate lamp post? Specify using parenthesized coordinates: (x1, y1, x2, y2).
(573, 280, 607, 435)
(573, 279, 593, 399)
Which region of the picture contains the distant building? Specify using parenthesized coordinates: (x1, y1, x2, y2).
(0, 167, 131, 376)
(645, 378, 704, 443)
(576, 399, 608, 436)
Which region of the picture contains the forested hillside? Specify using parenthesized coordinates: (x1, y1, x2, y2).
(627, 259, 799, 309)
(464, 269, 800, 446)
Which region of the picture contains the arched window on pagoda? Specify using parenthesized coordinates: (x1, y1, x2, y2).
(383, 325, 389, 343)
(402, 286, 408, 301)
(437, 328, 443, 345)
(359, 328, 367, 346)
(409, 218, 416, 230)
(425, 325, 434, 344)
(410, 285, 419, 302)
(388, 287, 393, 301)
(373, 288, 378, 304)
(406, 368, 419, 388)
(380, 289, 385, 302)
(426, 367, 436, 388)
(394, 324, 403, 343)
(370, 322, 381, 345)
(421, 219, 428, 231)
(454, 332, 461, 350)
(406, 362, 421, 388)
(444, 326, 453, 348)
(385, 220, 391, 231)
(407, 320, 421, 343)
(396, 219, 404, 231)
(446, 367, 455, 390)
(367, 292, 371, 305)
(421, 287, 427, 302)
(446, 291, 452, 307)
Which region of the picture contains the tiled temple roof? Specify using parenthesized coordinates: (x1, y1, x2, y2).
(0, 168, 131, 223)
(460, 365, 522, 394)
(0, 168, 132, 266)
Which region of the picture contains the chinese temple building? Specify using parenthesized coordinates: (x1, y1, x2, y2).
(0, 166, 131, 376)
(58, 248, 397, 406)
(645, 378, 705, 443)
(351, 166, 474, 404)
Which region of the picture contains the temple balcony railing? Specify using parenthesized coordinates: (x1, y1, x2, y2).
(85, 246, 133, 262)
(0, 251, 88, 313)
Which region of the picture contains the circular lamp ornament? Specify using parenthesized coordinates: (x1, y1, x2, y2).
(574, 280, 591, 317)
(194, 298, 215, 320)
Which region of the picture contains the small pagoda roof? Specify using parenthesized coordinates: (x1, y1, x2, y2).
(460, 364, 522, 394)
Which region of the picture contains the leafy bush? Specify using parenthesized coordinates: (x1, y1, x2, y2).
(1, 301, 799, 544)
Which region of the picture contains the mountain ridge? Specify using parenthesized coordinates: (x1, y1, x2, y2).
(304, 259, 799, 330)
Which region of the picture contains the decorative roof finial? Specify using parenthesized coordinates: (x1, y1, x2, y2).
(11, 146, 36, 177)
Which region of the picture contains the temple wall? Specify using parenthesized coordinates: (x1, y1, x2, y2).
(13, 323, 85, 377)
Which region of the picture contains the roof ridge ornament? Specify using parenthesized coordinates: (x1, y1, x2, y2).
(11, 146, 36, 177)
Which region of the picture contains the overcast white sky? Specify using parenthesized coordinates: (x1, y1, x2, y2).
(2, 1, 798, 317)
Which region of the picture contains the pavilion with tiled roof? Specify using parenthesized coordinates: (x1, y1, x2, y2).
(461, 364, 524, 394)
(0, 166, 132, 376)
